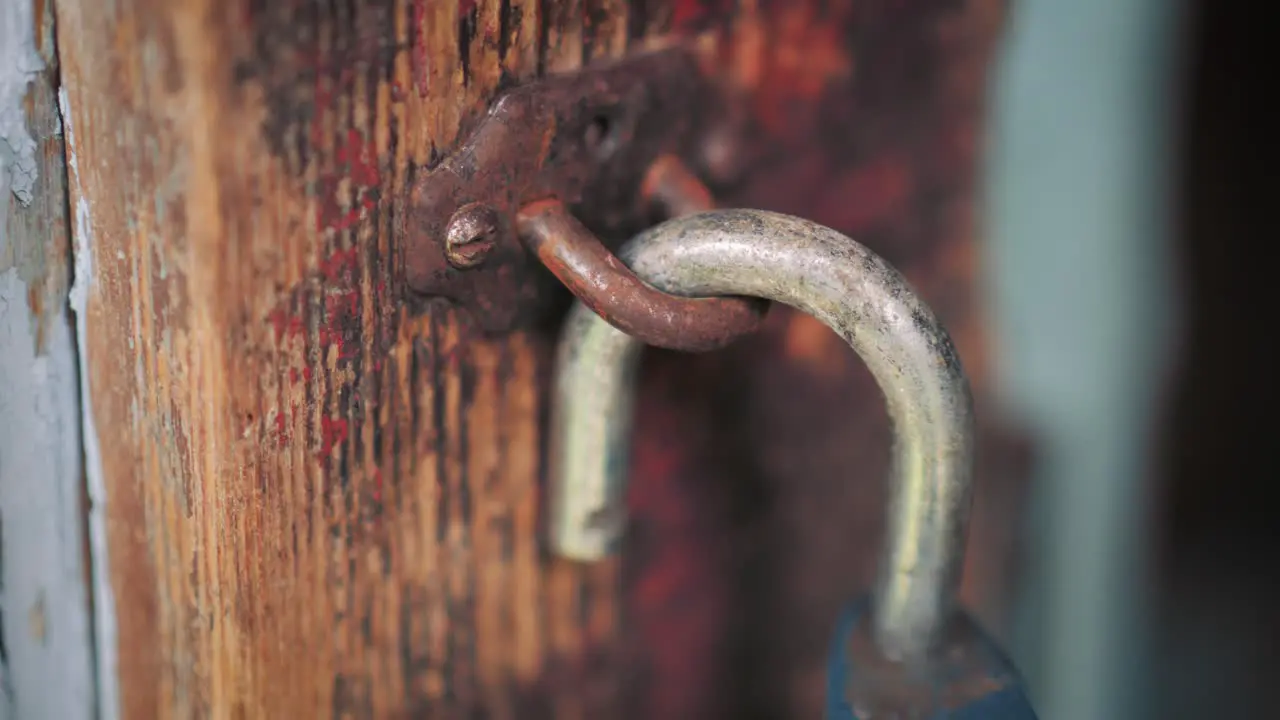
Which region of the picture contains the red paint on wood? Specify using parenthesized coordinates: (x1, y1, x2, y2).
(411, 0, 430, 97)
(318, 247, 359, 283)
(337, 129, 381, 188)
(274, 411, 289, 446)
(319, 416, 350, 460)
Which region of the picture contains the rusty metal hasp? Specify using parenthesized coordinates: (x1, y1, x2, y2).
(400, 47, 745, 333)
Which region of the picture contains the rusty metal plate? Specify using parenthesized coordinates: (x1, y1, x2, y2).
(401, 47, 732, 331)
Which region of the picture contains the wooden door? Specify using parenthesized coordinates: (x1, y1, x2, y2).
(51, 0, 1013, 717)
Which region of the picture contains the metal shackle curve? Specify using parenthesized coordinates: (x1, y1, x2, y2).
(547, 209, 975, 662)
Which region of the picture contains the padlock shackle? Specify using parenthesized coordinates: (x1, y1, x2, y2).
(547, 209, 976, 662)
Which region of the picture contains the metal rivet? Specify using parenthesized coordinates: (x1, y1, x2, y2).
(445, 203, 501, 269)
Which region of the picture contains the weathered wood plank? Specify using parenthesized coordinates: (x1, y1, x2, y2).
(52, 1, 661, 716)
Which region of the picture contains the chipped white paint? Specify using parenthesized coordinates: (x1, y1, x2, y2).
(2, 5, 96, 720)
(1, 0, 44, 205)
(60, 86, 121, 720)
(0, 270, 94, 720)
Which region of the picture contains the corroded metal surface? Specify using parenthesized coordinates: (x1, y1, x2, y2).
(402, 46, 729, 331)
(516, 198, 766, 352)
(549, 209, 975, 662)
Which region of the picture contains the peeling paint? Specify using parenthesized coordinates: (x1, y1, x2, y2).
(0, 269, 94, 720)
(2, 3, 96, 719)
(1, 0, 45, 206)
(60, 86, 121, 720)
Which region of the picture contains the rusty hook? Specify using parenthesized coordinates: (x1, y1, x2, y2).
(515, 158, 767, 352)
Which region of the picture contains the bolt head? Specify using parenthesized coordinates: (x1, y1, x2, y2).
(445, 203, 501, 269)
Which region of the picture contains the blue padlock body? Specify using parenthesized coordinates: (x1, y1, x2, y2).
(825, 598, 1038, 719)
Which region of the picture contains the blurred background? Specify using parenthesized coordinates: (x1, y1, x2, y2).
(986, 1, 1274, 718)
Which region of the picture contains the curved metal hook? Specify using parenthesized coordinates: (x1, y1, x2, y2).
(547, 209, 975, 662)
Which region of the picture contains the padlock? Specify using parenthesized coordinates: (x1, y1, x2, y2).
(542, 209, 1038, 718)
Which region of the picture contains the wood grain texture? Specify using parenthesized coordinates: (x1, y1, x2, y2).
(52, 0, 1014, 717)
(53, 0, 647, 717)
